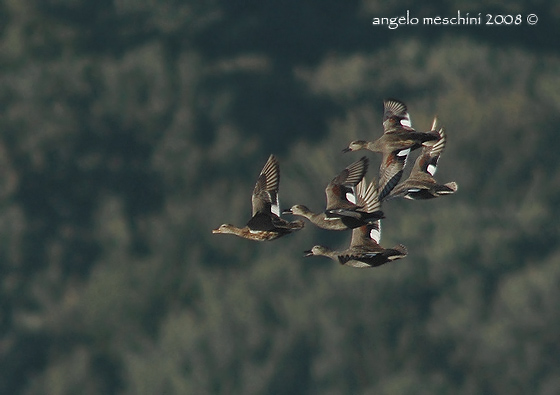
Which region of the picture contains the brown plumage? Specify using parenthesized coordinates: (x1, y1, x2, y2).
(283, 157, 383, 230)
(212, 155, 304, 241)
(343, 98, 441, 201)
(389, 118, 458, 200)
(304, 178, 407, 268)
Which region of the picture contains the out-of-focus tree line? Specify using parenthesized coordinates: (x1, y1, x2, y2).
(0, 0, 559, 394)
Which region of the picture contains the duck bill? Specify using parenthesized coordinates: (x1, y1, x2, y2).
(282, 209, 293, 215)
(303, 250, 313, 257)
(342, 147, 352, 153)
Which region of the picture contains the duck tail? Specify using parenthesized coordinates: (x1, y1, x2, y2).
(444, 181, 458, 193)
(390, 244, 408, 259)
(290, 220, 305, 230)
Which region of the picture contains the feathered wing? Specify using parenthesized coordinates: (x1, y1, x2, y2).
(329, 156, 368, 189)
(251, 154, 280, 217)
(415, 126, 446, 178)
(350, 178, 382, 247)
(353, 179, 365, 210)
(338, 254, 378, 268)
(349, 220, 382, 248)
(430, 116, 439, 133)
(340, 178, 406, 268)
(378, 147, 410, 201)
(325, 156, 368, 211)
(355, 178, 380, 214)
(383, 98, 412, 132)
(390, 121, 458, 199)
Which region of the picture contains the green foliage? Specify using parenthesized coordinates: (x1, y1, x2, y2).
(0, 1, 559, 394)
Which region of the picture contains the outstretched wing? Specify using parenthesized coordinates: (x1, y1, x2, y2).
(383, 98, 413, 133)
(252, 155, 280, 216)
(325, 156, 368, 210)
(350, 178, 383, 247)
(350, 221, 382, 247)
(356, 178, 382, 215)
(414, 126, 446, 177)
(378, 147, 410, 201)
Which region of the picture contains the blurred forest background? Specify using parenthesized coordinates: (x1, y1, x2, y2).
(1, 1, 559, 394)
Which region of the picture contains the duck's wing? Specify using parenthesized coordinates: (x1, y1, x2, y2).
(251, 154, 280, 217)
(378, 147, 411, 201)
(383, 98, 413, 133)
(349, 219, 381, 248)
(355, 178, 379, 213)
(413, 126, 446, 178)
(338, 254, 377, 268)
(350, 178, 383, 246)
(356, 178, 383, 221)
(246, 212, 277, 231)
(369, 220, 381, 244)
(325, 156, 368, 211)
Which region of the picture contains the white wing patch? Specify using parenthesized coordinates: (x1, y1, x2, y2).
(270, 193, 280, 217)
(397, 148, 411, 157)
(400, 113, 412, 128)
(427, 164, 437, 176)
(346, 192, 357, 204)
(369, 225, 381, 243)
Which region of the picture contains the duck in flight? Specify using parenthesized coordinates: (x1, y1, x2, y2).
(283, 156, 384, 230)
(212, 155, 304, 241)
(389, 118, 458, 200)
(343, 98, 441, 201)
(303, 178, 407, 267)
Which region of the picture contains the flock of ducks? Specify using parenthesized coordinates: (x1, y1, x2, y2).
(213, 99, 458, 268)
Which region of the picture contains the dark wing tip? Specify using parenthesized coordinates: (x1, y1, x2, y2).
(379, 169, 403, 201)
(329, 156, 368, 189)
(344, 156, 369, 186)
(252, 155, 281, 216)
(255, 154, 280, 194)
